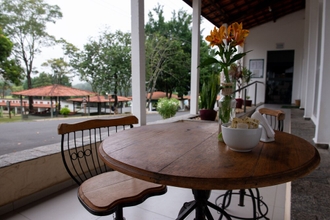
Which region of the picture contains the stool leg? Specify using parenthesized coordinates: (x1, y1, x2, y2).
(114, 208, 125, 220)
(216, 188, 269, 219)
(238, 189, 246, 206)
(221, 190, 233, 209)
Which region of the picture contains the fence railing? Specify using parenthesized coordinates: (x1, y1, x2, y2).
(232, 81, 264, 113)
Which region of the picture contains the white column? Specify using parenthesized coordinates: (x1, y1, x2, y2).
(302, 0, 319, 119)
(314, 0, 330, 146)
(300, 0, 310, 110)
(131, 0, 146, 126)
(189, 0, 201, 115)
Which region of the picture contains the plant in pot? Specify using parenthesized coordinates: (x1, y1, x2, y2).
(245, 96, 252, 106)
(242, 67, 253, 106)
(229, 63, 243, 109)
(199, 74, 220, 121)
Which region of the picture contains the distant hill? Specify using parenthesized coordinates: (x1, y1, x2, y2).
(73, 83, 92, 91)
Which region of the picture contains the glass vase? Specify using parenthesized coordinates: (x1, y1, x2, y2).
(218, 82, 236, 141)
(219, 82, 236, 124)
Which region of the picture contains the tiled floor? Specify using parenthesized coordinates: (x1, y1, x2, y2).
(1, 104, 292, 220)
(2, 184, 289, 220)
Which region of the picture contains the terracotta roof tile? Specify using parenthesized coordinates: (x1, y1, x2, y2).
(12, 84, 96, 97)
(147, 91, 179, 100)
(68, 95, 131, 103)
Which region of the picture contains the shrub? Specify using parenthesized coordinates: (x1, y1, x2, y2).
(157, 98, 180, 119)
(60, 107, 70, 117)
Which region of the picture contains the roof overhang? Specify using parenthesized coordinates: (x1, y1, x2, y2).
(182, 0, 305, 30)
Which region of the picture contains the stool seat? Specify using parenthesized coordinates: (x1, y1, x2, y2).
(79, 171, 167, 215)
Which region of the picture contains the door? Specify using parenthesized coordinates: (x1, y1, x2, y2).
(265, 50, 294, 104)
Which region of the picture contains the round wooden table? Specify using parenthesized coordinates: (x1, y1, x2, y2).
(99, 120, 320, 219)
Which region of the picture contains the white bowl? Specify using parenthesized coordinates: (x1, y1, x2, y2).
(221, 123, 262, 152)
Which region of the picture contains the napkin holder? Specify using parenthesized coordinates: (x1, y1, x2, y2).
(251, 112, 275, 142)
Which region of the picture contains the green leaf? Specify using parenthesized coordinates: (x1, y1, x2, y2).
(218, 132, 224, 142)
(198, 57, 220, 68)
(200, 73, 219, 110)
(229, 50, 252, 64)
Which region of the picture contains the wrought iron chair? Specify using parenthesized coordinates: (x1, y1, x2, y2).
(58, 115, 167, 220)
(217, 108, 285, 220)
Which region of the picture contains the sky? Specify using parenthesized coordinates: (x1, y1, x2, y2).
(37, 0, 214, 84)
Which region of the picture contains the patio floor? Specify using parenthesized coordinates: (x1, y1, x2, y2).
(1, 184, 288, 220)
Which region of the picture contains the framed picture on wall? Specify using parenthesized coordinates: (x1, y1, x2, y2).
(249, 59, 264, 78)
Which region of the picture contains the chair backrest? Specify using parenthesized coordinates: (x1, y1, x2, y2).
(258, 108, 285, 131)
(58, 115, 138, 185)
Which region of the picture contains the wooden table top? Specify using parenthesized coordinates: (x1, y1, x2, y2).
(99, 120, 320, 190)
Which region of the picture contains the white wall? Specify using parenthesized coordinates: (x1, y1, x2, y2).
(243, 10, 305, 104)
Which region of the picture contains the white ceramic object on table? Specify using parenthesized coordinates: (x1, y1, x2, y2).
(251, 111, 275, 142)
(221, 123, 262, 152)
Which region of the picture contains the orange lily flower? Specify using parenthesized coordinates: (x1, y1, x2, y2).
(228, 22, 249, 47)
(201, 22, 251, 83)
(206, 25, 230, 47)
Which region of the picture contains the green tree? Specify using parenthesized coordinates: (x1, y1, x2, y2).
(32, 72, 52, 88)
(145, 33, 181, 108)
(22, 72, 71, 89)
(0, 0, 62, 111)
(41, 58, 72, 86)
(155, 9, 192, 98)
(0, 27, 12, 62)
(0, 27, 23, 85)
(10, 84, 24, 98)
(0, 80, 12, 98)
(68, 29, 131, 98)
(145, 5, 187, 105)
(145, 5, 213, 103)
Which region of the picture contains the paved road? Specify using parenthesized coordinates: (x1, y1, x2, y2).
(0, 111, 190, 155)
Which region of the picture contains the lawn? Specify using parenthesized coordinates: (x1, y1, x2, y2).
(0, 114, 26, 123)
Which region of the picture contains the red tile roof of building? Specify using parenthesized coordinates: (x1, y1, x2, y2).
(11, 84, 96, 97)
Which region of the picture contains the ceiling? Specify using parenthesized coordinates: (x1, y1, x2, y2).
(182, 0, 305, 30)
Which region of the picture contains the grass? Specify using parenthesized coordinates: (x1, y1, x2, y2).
(0, 114, 27, 123)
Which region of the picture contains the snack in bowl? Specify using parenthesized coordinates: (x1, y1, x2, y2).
(230, 117, 260, 129)
(221, 117, 262, 152)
